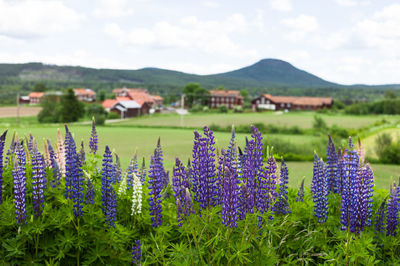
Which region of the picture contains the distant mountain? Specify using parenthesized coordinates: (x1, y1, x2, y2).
(0, 59, 399, 104)
(214, 59, 338, 88)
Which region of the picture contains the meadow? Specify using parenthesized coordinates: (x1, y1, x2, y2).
(113, 111, 400, 129)
(1, 119, 399, 190)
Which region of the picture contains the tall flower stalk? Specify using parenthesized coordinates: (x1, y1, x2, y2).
(222, 167, 239, 228)
(89, 117, 98, 154)
(48, 140, 61, 189)
(173, 158, 193, 226)
(0, 130, 7, 204)
(311, 153, 328, 223)
(386, 183, 399, 236)
(274, 158, 290, 215)
(148, 154, 163, 227)
(131, 173, 142, 216)
(31, 146, 47, 217)
(13, 140, 27, 224)
(102, 146, 117, 227)
(326, 135, 338, 193)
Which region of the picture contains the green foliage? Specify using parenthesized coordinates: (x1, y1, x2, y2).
(375, 133, 400, 164)
(107, 111, 120, 120)
(183, 83, 210, 108)
(217, 105, 228, 113)
(60, 88, 85, 122)
(33, 82, 47, 92)
(99, 89, 106, 101)
(346, 99, 400, 115)
(38, 96, 62, 123)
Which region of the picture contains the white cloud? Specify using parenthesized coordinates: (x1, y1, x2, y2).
(269, 0, 292, 12)
(283, 15, 319, 32)
(203, 1, 220, 8)
(93, 0, 133, 18)
(334, 0, 370, 7)
(0, 0, 85, 39)
(104, 14, 258, 58)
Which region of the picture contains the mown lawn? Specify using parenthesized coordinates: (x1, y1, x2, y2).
(112, 111, 400, 129)
(2, 125, 399, 190)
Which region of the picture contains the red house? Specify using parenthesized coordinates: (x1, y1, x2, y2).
(209, 90, 243, 109)
(112, 87, 156, 114)
(252, 94, 333, 111)
(73, 88, 96, 102)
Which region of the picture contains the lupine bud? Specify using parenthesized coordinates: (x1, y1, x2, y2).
(127, 153, 139, 190)
(85, 177, 95, 205)
(89, 117, 98, 154)
(132, 240, 141, 265)
(118, 174, 127, 196)
(48, 140, 61, 189)
(0, 130, 7, 204)
(73, 151, 84, 217)
(326, 135, 338, 193)
(101, 146, 117, 227)
(375, 198, 386, 236)
(296, 178, 305, 202)
(173, 158, 193, 226)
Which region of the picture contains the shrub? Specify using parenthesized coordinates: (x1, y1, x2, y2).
(218, 105, 228, 113)
(107, 111, 120, 119)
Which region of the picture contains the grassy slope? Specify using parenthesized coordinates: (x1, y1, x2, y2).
(113, 112, 400, 129)
(2, 124, 399, 189)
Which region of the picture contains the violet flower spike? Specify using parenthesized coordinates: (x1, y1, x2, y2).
(274, 158, 291, 216)
(89, 117, 98, 154)
(148, 155, 163, 228)
(31, 146, 47, 217)
(386, 184, 399, 236)
(48, 140, 61, 189)
(13, 141, 27, 224)
(296, 178, 305, 202)
(85, 177, 95, 205)
(222, 167, 239, 228)
(132, 240, 141, 265)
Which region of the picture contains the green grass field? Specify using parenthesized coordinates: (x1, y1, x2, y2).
(2, 124, 399, 190)
(113, 112, 400, 129)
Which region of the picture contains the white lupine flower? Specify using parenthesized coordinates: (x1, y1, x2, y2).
(118, 174, 127, 196)
(131, 173, 142, 215)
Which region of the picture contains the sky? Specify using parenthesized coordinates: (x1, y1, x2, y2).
(0, 0, 399, 85)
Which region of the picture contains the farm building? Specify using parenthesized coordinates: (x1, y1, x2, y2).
(111, 100, 142, 118)
(73, 88, 96, 102)
(252, 94, 333, 111)
(113, 87, 157, 111)
(28, 92, 44, 104)
(209, 90, 243, 109)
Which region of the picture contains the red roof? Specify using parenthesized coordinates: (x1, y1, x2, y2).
(28, 92, 44, 98)
(113, 88, 155, 106)
(210, 90, 241, 97)
(116, 96, 131, 101)
(151, 95, 163, 101)
(102, 99, 117, 109)
(262, 94, 332, 107)
(74, 88, 96, 96)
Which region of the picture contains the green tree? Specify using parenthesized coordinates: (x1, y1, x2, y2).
(60, 88, 85, 122)
(99, 89, 106, 101)
(33, 82, 47, 92)
(37, 95, 62, 123)
(183, 83, 210, 108)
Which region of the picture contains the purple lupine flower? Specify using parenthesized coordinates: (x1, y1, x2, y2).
(101, 146, 117, 226)
(198, 126, 217, 210)
(64, 125, 74, 200)
(264, 155, 278, 221)
(89, 117, 98, 154)
(27, 133, 35, 155)
(274, 158, 291, 215)
(73, 153, 85, 217)
(222, 167, 239, 228)
(311, 153, 328, 223)
(243, 125, 265, 217)
(31, 146, 47, 217)
(326, 135, 338, 193)
(114, 153, 122, 184)
(148, 155, 163, 228)
(139, 157, 146, 185)
(13, 140, 27, 224)
(340, 137, 359, 231)
(0, 130, 7, 204)
(226, 126, 236, 163)
(238, 146, 246, 179)
(386, 183, 399, 236)
(336, 148, 344, 194)
(85, 177, 95, 205)
(238, 181, 249, 220)
(216, 149, 229, 205)
(375, 198, 386, 236)
(132, 240, 141, 265)
(4, 132, 16, 166)
(173, 158, 194, 226)
(154, 138, 168, 189)
(79, 140, 85, 167)
(296, 179, 305, 202)
(48, 140, 61, 189)
(364, 165, 374, 227)
(190, 130, 202, 202)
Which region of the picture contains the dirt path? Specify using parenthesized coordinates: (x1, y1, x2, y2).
(0, 106, 42, 118)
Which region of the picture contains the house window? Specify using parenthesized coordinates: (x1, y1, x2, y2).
(266, 100, 270, 104)
(261, 98, 265, 104)
(288, 103, 291, 107)
(281, 103, 284, 107)
(211, 97, 214, 102)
